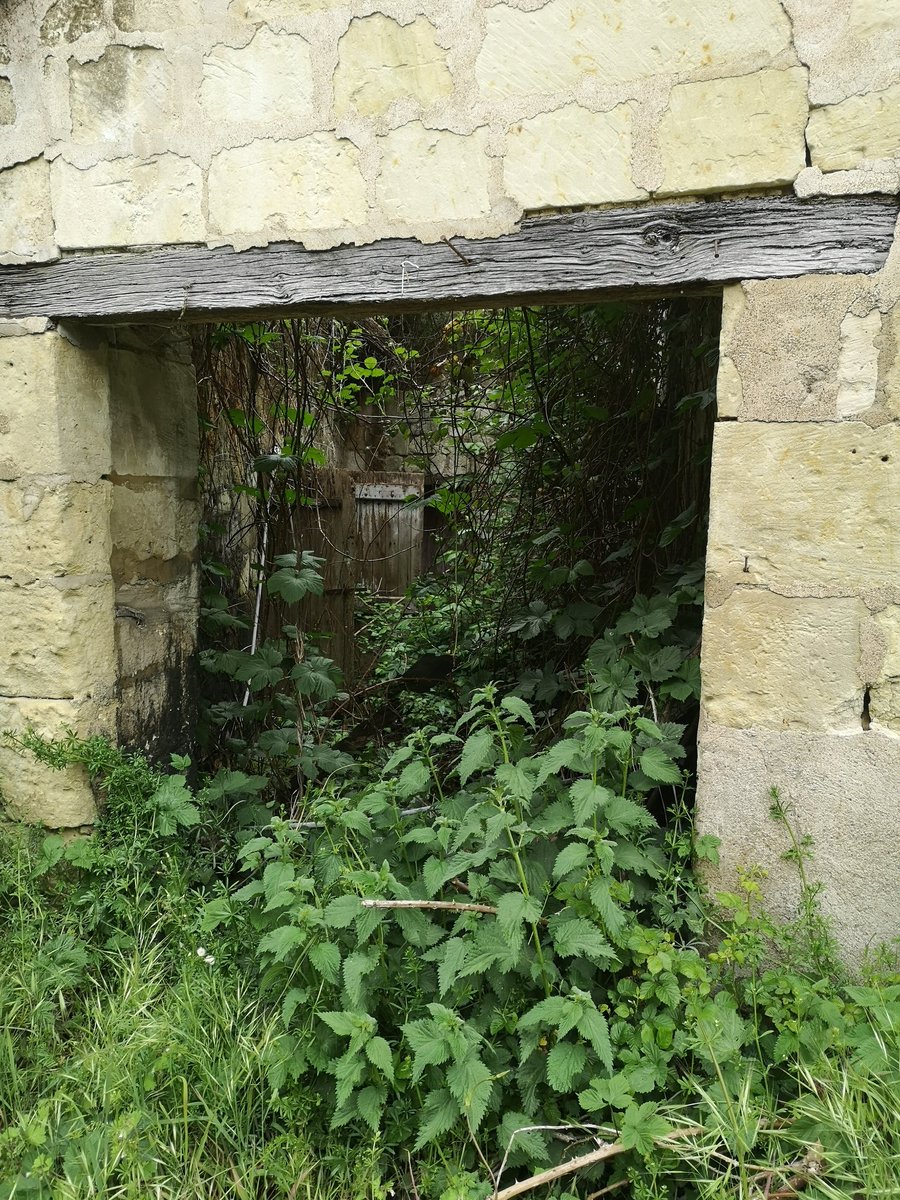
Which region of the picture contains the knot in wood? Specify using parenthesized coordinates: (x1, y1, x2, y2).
(640, 219, 684, 252)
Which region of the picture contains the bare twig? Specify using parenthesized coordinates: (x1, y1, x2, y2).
(360, 899, 498, 915)
(406, 1152, 421, 1200)
(585, 1181, 628, 1200)
(493, 1142, 625, 1200)
(492, 1127, 702, 1200)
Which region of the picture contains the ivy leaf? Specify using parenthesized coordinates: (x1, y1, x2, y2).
(546, 1041, 587, 1093)
(639, 746, 683, 785)
(691, 995, 746, 1063)
(309, 941, 341, 985)
(552, 842, 590, 880)
(620, 1102, 671, 1156)
(364, 1035, 394, 1081)
(414, 1087, 460, 1150)
(458, 729, 495, 784)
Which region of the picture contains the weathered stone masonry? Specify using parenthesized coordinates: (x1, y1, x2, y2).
(1, 0, 899, 961)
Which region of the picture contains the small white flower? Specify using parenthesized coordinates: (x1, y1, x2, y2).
(205, 954, 215, 965)
(196, 946, 207, 957)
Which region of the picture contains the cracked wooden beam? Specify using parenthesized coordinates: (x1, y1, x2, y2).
(1, 195, 896, 324)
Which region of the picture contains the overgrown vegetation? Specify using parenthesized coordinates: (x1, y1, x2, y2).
(2, 303, 899, 1198)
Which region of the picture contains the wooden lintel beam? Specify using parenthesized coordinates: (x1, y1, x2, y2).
(1, 196, 896, 324)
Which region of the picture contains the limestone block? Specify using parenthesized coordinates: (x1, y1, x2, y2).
(0, 159, 57, 265)
(0, 580, 116, 700)
(335, 15, 452, 118)
(807, 83, 900, 172)
(883, 304, 900, 420)
(781, 0, 900, 107)
(837, 310, 881, 416)
(706, 422, 898, 595)
(110, 481, 199, 583)
(695, 722, 900, 966)
(715, 356, 743, 420)
(208, 135, 366, 247)
(69, 45, 174, 147)
(0, 480, 113, 583)
(376, 123, 491, 225)
(51, 155, 204, 249)
(230, 0, 344, 22)
(658, 69, 808, 195)
(871, 606, 900, 731)
(114, 0, 194, 31)
(108, 350, 199, 479)
(476, 0, 792, 97)
(0, 78, 15, 124)
(115, 588, 197, 681)
(719, 276, 870, 421)
(701, 589, 865, 732)
(0, 332, 110, 482)
(200, 29, 314, 126)
(504, 103, 644, 210)
(0, 697, 116, 826)
(41, 0, 104, 44)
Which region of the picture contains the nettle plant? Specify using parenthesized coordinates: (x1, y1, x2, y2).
(200, 549, 350, 789)
(202, 680, 719, 1178)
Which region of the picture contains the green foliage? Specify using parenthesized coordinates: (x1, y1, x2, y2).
(201, 674, 714, 1181)
(0, 744, 324, 1199)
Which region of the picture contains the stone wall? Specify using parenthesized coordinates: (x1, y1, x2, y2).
(0, 0, 898, 958)
(0, 321, 198, 826)
(1, 0, 899, 260)
(697, 254, 900, 963)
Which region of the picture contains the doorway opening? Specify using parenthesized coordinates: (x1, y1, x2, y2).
(191, 298, 720, 807)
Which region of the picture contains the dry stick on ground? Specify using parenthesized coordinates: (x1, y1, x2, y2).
(359, 899, 498, 915)
(492, 1128, 702, 1200)
(585, 1182, 629, 1200)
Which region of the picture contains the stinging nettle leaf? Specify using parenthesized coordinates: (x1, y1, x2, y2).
(309, 940, 341, 985)
(552, 842, 590, 880)
(458, 728, 495, 784)
(546, 1040, 588, 1093)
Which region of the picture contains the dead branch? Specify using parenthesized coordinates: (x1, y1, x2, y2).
(492, 1127, 702, 1200)
(360, 899, 498, 915)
